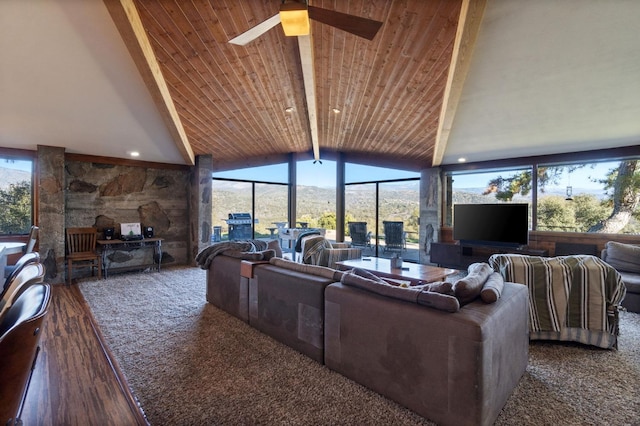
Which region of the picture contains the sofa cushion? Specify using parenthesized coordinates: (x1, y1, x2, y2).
(416, 291, 460, 312)
(618, 271, 640, 293)
(453, 262, 493, 305)
(481, 272, 504, 303)
(267, 239, 283, 258)
(603, 241, 640, 274)
(423, 281, 454, 295)
(269, 257, 343, 281)
(341, 269, 460, 312)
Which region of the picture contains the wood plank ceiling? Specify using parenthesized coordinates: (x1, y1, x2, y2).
(126, 0, 464, 171)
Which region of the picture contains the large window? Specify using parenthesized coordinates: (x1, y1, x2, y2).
(536, 160, 639, 233)
(296, 159, 336, 234)
(345, 163, 420, 260)
(446, 167, 533, 226)
(0, 155, 34, 235)
(445, 156, 640, 234)
(212, 163, 288, 241)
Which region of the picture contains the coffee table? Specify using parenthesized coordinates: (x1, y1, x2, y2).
(335, 257, 457, 285)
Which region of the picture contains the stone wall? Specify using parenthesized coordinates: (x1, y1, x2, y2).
(419, 167, 441, 264)
(65, 159, 191, 274)
(37, 146, 66, 283)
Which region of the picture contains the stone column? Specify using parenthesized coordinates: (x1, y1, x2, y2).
(190, 154, 212, 264)
(419, 167, 441, 264)
(37, 145, 66, 284)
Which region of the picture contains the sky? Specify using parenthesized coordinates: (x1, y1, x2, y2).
(1, 159, 32, 172)
(212, 160, 420, 187)
(451, 161, 617, 191)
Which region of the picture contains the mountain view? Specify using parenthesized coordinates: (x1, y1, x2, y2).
(212, 180, 421, 237)
(0, 167, 30, 189)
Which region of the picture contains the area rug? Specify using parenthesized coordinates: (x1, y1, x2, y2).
(79, 266, 640, 425)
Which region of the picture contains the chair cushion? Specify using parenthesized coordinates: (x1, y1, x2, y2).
(603, 241, 640, 274)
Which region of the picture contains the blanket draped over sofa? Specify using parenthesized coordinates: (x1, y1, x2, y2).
(195, 240, 268, 269)
(489, 254, 626, 349)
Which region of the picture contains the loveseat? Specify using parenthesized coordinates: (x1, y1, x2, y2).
(601, 241, 640, 313)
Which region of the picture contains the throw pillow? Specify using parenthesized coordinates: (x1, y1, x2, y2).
(453, 262, 493, 305)
(423, 281, 454, 296)
(416, 291, 460, 313)
(480, 272, 504, 303)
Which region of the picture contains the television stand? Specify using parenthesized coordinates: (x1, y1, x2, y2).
(430, 242, 548, 270)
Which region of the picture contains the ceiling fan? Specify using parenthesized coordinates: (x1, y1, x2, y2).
(229, 1, 383, 161)
(228, 0, 383, 46)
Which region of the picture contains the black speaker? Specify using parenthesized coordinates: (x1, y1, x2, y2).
(143, 226, 154, 238)
(104, 227, 115, 240)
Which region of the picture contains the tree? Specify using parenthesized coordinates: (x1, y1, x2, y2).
(0, 181, 32, 234)
(483, 166, 565, 201)
(537, 196, 576, 231)
(484, 160, 640, 233)
(588, 160, 640, 233)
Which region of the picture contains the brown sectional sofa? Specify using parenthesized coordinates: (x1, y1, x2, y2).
(324, 281, 529, 426)
(205, 254, 251, 322)
(249, 261, 341, 363)
(601, 241, 640, 313)
(202, 246, 528, 426)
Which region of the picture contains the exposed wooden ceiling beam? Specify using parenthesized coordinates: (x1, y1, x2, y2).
(103, 0, 195, 165)
(297, 33, 320, 161)
(432, 0, 486, 166)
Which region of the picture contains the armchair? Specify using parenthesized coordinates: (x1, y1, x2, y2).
(301, 235, 362, 269)
(489, 253, 626, 349)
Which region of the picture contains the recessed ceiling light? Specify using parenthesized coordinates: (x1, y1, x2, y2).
(129, 151, 140, 157)
(457, 157, 466, 163)
(332, 108, 341, 114)
(285, 106, 294, 113)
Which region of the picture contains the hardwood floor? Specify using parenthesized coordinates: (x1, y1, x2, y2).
(20, 283, 148, 426)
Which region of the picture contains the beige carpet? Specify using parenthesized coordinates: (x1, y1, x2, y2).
(79, 266, 640, 425)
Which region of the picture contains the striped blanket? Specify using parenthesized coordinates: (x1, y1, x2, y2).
(488, 254, 626, 349)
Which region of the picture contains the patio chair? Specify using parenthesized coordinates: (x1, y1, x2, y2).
(347, 222, 371, 249)
(383, 221, 405, 252)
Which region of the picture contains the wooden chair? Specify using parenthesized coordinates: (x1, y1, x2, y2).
(2, 252, 40, 296)
(0, 262, 45, 321)
(66, 227, 102, 285)
(24, 225, 39, 254)
(3, 226, 39, 280)
(0, 283, 51, 425)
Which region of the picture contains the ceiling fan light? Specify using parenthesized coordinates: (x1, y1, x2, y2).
(280, 2, 310, 36)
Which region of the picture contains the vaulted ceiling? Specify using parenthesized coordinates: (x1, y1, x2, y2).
(1, 0, 639, 171)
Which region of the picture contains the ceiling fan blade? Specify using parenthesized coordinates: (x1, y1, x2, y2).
(308, 6, 382, 40)
(229, 14, 281, 46)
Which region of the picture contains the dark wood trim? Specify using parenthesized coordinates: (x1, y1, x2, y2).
(441, 145, 640, 173)
(439, 226, 640, 257)
(0, 147, 37, 159)
(65, 153, 190, 171)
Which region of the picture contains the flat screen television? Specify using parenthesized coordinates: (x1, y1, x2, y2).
(453, 203, 529, 248)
